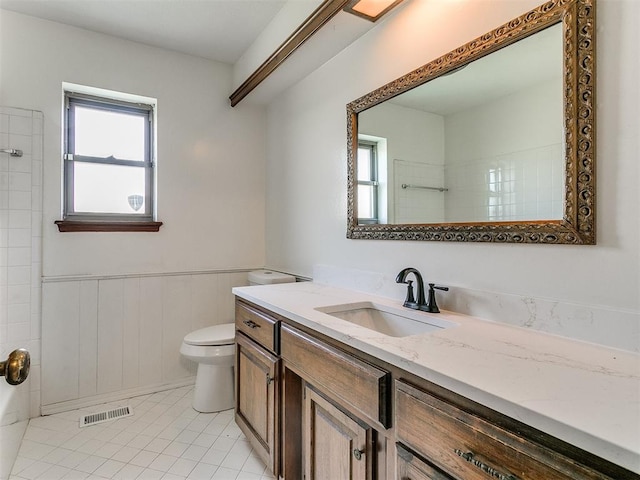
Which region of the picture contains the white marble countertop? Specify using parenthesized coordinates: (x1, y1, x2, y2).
(233, 282, 640, 474)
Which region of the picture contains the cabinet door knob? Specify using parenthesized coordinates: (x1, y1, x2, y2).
(353, 448, 364, 461)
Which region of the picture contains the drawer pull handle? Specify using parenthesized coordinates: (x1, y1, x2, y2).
(454, 449, 517, 480)
(353, 448, 364, 461)
(243, 319, 260, 329)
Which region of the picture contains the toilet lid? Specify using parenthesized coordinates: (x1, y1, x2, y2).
(184, 323, 235, 346)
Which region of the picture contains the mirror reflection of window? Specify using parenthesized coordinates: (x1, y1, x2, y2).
(357, 141, 379, 224)
(487, 165, 514, 220)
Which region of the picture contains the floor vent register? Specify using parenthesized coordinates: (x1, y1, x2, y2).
(79, 406, 133, 427)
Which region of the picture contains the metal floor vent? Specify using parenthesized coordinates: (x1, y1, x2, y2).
(79, 406, 133, 428)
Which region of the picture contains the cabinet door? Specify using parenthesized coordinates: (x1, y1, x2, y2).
(304, 385, 372, 480)
(235, 332, 279, 475)
(397, 444, 453, 480)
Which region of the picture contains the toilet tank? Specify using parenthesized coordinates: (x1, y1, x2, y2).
(249, 270, 295, 285)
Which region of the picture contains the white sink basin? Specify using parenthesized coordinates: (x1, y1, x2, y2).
(315, 302, 456, 337)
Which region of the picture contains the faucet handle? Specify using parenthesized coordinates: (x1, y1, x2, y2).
(422, 283, 449, 313)
(402, 280, 418, 309)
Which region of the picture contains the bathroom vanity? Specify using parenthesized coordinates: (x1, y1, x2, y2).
(233, 282, 639, 480)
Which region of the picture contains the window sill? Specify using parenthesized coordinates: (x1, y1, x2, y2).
(55, 220, 163, 232)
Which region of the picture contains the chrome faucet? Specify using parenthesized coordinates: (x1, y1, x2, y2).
(396, 268, 449, 313)
(395, 268, 426, 310)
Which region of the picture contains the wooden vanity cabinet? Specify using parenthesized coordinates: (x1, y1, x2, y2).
(234, 299, 638, 480)
(234, 301, 281, 476)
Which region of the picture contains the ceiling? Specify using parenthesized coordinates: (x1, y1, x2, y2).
(0, 0, 291, 64)
(389, 23, 562, 116)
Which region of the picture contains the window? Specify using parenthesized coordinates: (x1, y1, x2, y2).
(357, 140, 379, 224)
(56, 91, 161, 232)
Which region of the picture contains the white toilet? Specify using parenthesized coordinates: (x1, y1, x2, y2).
(180, 270, 295, 413)
(180, 323, 235, 412)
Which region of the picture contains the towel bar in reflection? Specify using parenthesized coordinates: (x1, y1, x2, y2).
(1, 148, 23, 157)
(401, 183, 448, 192)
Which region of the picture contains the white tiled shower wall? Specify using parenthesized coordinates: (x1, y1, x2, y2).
(392, 143, 563, 224)
(444, 142, 564, 222)
(0, 106, 43, 479)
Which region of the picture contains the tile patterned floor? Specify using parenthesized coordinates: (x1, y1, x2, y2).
(10, 387, 273, 480)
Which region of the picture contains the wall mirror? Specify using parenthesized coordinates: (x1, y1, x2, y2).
(347, 0, 595, 244)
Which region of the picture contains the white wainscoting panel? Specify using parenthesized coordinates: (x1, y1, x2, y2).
(122, 277, 140, 390)
(139, 276, 163, 386)
(41, 270, 249, 413)
(42, 281, 80, 404)
(97, 278, 125, 395)
(78, 280, 98, 398)
(162, 275, 194, 381)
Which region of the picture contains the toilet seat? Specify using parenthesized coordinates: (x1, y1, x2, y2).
(183, 323, 235, 346)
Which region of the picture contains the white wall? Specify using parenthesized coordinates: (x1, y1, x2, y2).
(265, 0, 639, 351)
(358, 102, 445, 223)
(0, 10, 267, 411)
(0, 10, 266, 278)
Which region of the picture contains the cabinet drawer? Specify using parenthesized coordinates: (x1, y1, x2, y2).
(281, 324, 390, 427)
(395, 381, 612, 480)
(236, 301, 279, 353)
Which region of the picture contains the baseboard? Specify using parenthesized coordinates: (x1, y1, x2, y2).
(40, 377, 196, 416)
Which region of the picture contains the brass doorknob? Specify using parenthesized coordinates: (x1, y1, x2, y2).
(0, 349, 30, 385)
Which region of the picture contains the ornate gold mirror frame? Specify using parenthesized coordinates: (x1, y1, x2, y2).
(347, 0, 595, 244)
